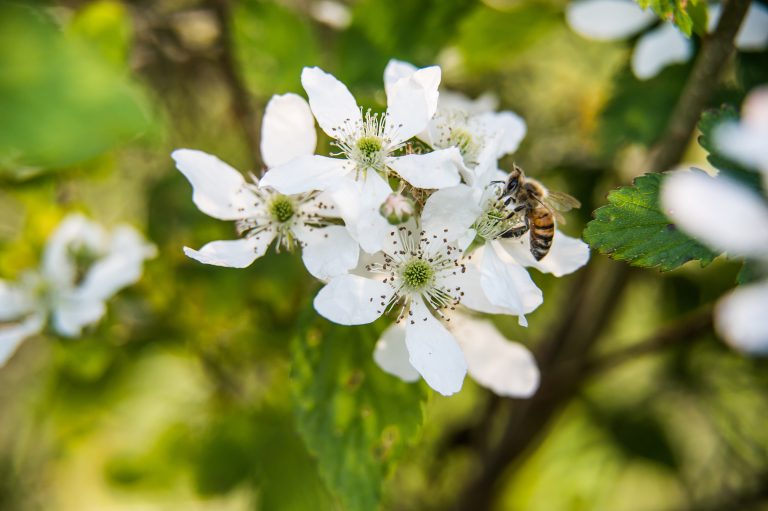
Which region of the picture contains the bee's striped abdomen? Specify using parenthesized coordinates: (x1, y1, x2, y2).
(529, 207, 555, 261)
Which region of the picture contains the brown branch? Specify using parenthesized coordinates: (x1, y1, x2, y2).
(645, 0, 752, 173)
(208, 0, 263, 172)
(449, 2, 752, 509)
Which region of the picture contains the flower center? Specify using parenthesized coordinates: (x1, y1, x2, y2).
(448, 128, 475, 157)
(357, 136, 383, 160)
(400, 259, 435, 291)
(268, 195, 295, 223)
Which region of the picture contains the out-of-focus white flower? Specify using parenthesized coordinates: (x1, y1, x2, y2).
(566, 0, 768, 80)
(0, 214, 156, 366)
(309, 0, 352, 30)
(173, 94, 359, 280)
(313, 186, 493, 396)
(261, 65, 464, 253)
(384, 59, 527, 179)
(374, 312, 540, 397)
(715, 86, 768, 186)
(662, 168, 768, 354)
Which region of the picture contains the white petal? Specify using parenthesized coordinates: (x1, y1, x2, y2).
(457, 250, 521, 315)
(566, 0, 656, 40)
(0, 279, 36, 321)
(715, 122, 768, 174)
(632, 23, 693, 80)
(405, 297, 467, 396)
(716, 281, 768, 355)
(313, 274, 393, 325)
(473, 110, 527, 158)
(183, 234, 274, 268)
(301, 67, 362, 137)
(499, 230, 590, 277)
(260, 155, 351, 194)
(295, 224, 359, 280)
(383, 59, 418, 96)
(78, 226, 156, 301)
(388, 148, 462, 190)
(0, 313, 44, 366)
(261, 93, 317, 168)
(421, 184, 482, 252)
(172, 149, 258, 221)
(480, 242, 543, 316)
(451, 313, 540, 397)
(329, 172, 392, 253)
(385, 66, 442, 144)
(52, 296, 106, 337)
(661, 170, 768, 258)
(373, 322, 420, 382)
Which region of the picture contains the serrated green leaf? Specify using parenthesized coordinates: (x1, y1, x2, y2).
(584, 173, 720, 271)
(636, 0, 704, 36)
(698, 106, 764, 191)
(292, 317, 425, 511)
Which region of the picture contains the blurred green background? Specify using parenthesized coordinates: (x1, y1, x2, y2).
(1, 0, 767, 510)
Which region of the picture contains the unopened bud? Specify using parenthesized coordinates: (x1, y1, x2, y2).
(379, 193, 415, 225)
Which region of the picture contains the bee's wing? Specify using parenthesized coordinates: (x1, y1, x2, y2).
(545, 191, 581, 212)
(551, 208, 567, 225)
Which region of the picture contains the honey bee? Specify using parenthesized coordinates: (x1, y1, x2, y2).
(497, 165, 581, 261)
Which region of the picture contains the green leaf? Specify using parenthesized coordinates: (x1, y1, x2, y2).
(636, 0, 706, 37)
(292, 317, 426, 511)
(0, 4, 151, 179)
(698, 106, 764, 191)
(584, 173, 720, 271)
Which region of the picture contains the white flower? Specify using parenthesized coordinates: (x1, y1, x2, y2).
(661, 169, 768, 354)
(260, 65, 464, 253)
(383, 59, 527, 180)
(566, 0, 768, 80)
(172, 94, 359, 280)
(373, 312, 540, 397)
(313, 186, 493, 395)
(0, 214, 156, 366)
(715, 86, 768, 184)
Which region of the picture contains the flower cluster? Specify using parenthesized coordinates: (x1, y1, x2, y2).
(174, 60, 589, 396)
(662, 86, 768, 354)
(0, 214, 156, 366)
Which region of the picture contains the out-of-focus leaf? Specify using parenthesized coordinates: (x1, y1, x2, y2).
(456, 4, 560, 73)
(292, 317, 426, 511)
(736, 261, 764, 285)
(584, 173, 719, 271)
(636, 0, 706, 36)
(68, 0, 133, 66)
(0, 4, 150, 179)
(599, 63, 690, 156)
(698, 106, 764, 191)
(232, 2, 320, 97)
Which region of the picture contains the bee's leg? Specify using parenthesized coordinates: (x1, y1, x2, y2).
(503, 203, 526, 220)
(500, 216, 529, 238)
